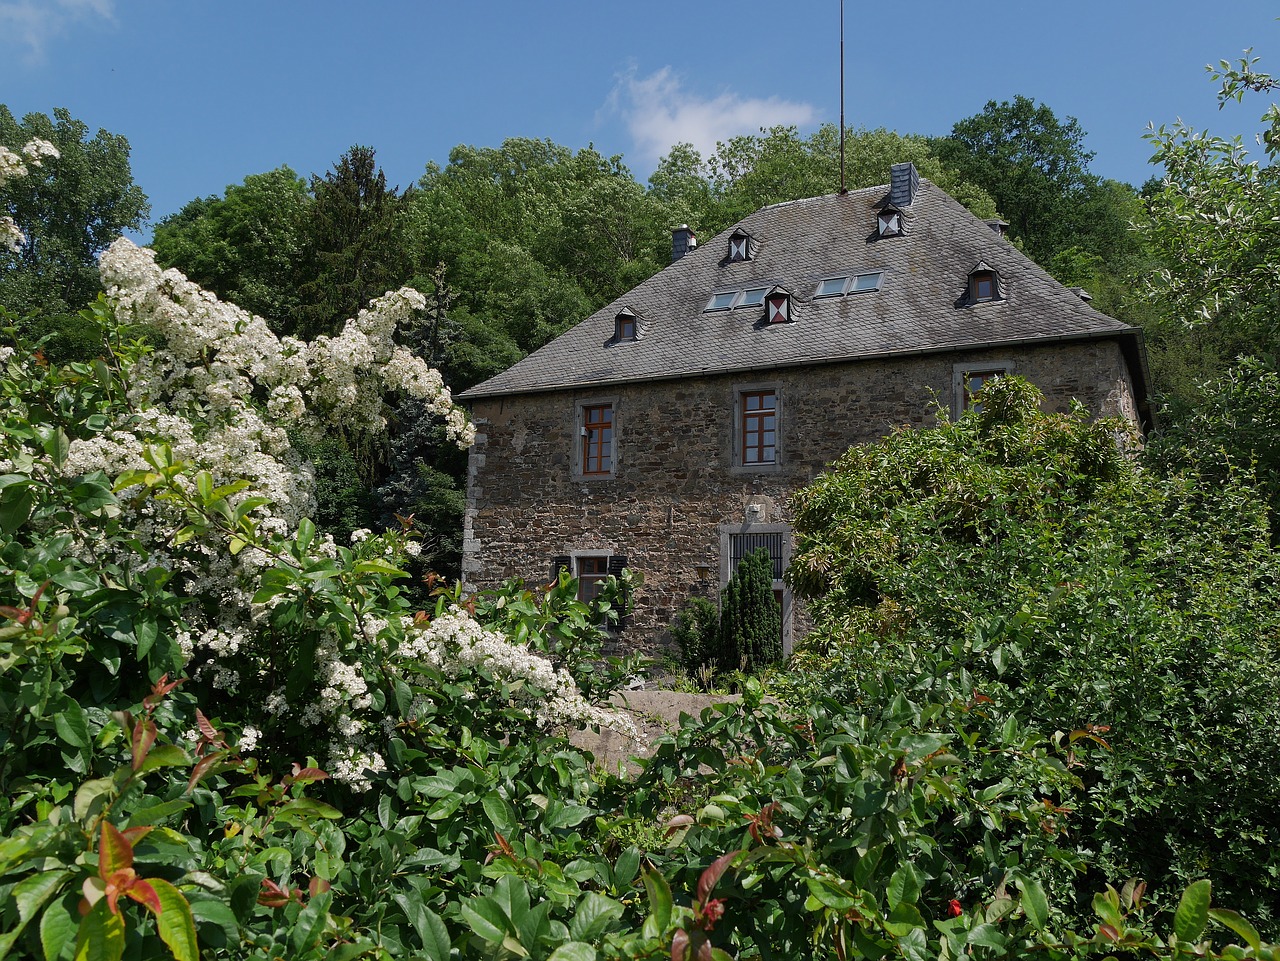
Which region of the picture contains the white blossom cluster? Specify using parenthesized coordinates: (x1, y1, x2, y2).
(1, 138, 59, 254)
(398, 608, 639, 739)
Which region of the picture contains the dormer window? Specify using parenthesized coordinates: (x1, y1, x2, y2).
(878, 205, 904, 238)
(728, 229, 752, 262)
(765, 287, 792, 324)
(968, 262, 1001, 304)
(614, 307, 637, 341)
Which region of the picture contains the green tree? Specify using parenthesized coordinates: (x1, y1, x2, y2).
(789, 376, 1280, 920)
(150, 166, 310, 326)
(296, 145, 414, 339)
(0, 105, 149, 315)
(716, 547, 782, 674)
(937, 95, 1118, 264)
(657, 123, 998, 236)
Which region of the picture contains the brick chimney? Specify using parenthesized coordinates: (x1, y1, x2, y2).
(671, 224, 697, 263)
(889, 162, 919, 208)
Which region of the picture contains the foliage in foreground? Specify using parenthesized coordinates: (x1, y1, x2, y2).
(0, 326, 1276, 958)
(789, 376, 1280, 925)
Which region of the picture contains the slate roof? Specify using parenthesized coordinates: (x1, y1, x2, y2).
(460, 177, 1148, 413)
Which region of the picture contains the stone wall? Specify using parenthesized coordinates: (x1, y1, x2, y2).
(462, 338, 1139, 656)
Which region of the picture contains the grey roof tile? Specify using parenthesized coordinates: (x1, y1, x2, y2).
(460, 179, 1139, 400)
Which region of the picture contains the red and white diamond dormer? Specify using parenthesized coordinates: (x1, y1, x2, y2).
(765, 286, 792, 324)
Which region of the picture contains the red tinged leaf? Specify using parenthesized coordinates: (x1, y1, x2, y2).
(664, 814, 695, 838)
(187, 748, 230, 792)
(1098, 923, 1121, 942)
(143, 673, 185, 712)
(671, 928, 690, 961)
(195, 709, 218, 741)
(289, 763, 328, 784)
(308, 876, 331, 897)
(947, 899, 963, 918)
(103, 868, 137, 916)
(132, 716, 158, 770)
(697, 850, 739, 906)
(99, 822, 134, 876)
(257, 879, 293, 909)
(121, 826, 154, 845)
(125, 879, 163, 915)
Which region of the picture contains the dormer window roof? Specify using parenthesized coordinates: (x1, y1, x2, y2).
(878, 204, 904, 238)
(765, 286, 792, 325)
(968, 262, 1002, 304)
(728, 229, 752, 262)
(614, 306, 638, 341)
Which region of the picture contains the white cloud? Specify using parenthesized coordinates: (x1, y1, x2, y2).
(607, 65, 819, 167)
(0, 0, 114, 63)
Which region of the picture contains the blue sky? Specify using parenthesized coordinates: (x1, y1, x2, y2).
(3, 0, 1279, 240)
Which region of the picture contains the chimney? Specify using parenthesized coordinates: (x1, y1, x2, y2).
(889, 162, 919, 208)
(671, 225, 697, 263)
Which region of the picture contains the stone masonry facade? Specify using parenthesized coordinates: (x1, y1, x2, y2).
(461, 338, 1139, 656)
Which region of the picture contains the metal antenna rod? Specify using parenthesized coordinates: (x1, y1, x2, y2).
(839, 0, 847, 194)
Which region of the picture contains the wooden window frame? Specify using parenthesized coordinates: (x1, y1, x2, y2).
(576, 400, 617, 479)
(576, 554, 610, 603)
(732, 384, 781, 472)
(970, 270, 999, 303)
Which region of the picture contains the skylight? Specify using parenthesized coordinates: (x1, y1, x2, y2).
(705, 287, 771, 311)
(814, 271, 884, 298)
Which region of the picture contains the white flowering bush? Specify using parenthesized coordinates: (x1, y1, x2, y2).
(0, 236, 636, 796)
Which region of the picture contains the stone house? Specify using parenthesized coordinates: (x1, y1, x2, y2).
(457, 163, 1150, 654)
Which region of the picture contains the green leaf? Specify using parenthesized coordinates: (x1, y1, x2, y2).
(548, 943, 597, 961)
(73, 900, 124, 961)
(461, 897, 510, 944)
(1174, 880, 1212, 944)
(137, 744, 189, 774)
(966, 923, 1009, 950)
(144, 879, 199, 961)
(1208, 908, 1261, 951)
(74, 777, 115, 821)
(482, 792, 518, 836)
(15, 870, 70, 923)
(40, 891, 80, 961)
(418, 906, 452, 961)
(887, 863, 921, 910)
(0, 483, 35, 534)
(288, 890, 333, 957)
(641, 869, 672, 936)
(569, 893, 624, 942)
(54, 702, 90, 749)
(42, 428, 70, 468)
(1016, 877, 1049, 931)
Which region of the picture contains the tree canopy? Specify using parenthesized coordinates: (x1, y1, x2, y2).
(0, 105, 149, 316)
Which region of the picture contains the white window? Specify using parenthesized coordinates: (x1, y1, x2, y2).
(953, 362, 1014, 418)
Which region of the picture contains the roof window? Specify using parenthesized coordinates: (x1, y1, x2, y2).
(704, 286, 771, 312)
(813, 271, 884, 298)
(728, 229, 752, 262)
